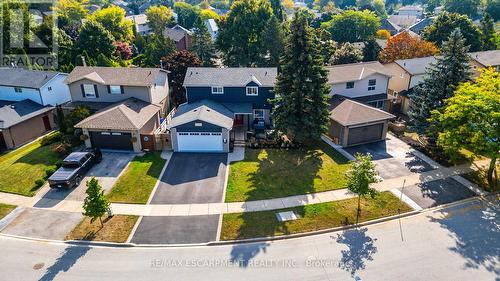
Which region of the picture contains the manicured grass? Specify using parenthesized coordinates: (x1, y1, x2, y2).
(221, 191, 412, 240)
(0, 203, 16, 220)
(0, 139, 61, 196)
(226, 141, 350, 202)
(463, 166, 499, 192)
(65, 215, 139, 243)
(106, 152, 166, 204)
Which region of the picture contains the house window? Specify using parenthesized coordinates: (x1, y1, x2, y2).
(246, 86, 259, 96)
(109, 85, 122, 94)
(14, 87, 22, 93)
(83, 84, 96, 98)
(368, 100, 385, 109)
(254, 109, 264, 120)
(346, 82, 354, 89)
(368, 79, 376, 91)
(211, 86, 224, 94)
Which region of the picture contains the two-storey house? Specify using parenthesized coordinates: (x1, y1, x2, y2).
(65, 67, 170, 152)
(167, 67, 277, 153)
(126, 14, 152, 36)
(0, 68, 70, 150)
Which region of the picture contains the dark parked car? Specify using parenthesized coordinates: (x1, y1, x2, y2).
(48, 148, 102, 189)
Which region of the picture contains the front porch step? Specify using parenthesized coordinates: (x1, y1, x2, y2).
(233, 140, 246, 147)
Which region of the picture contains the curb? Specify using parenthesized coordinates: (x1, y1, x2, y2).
(2, 193, 497, 249)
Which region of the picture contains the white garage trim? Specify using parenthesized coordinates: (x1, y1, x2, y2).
(177, 132, 224, 152)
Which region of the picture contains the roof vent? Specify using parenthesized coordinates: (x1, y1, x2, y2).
(206, 109, 211, 112)
(10, 105, 15, 109)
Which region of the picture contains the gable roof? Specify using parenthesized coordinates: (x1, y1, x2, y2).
(0, 68, 62, 89)
(205, 19, 218, 32)
(65, 67, 166, 86)
(329, 97, 395, 127)
(398, 5, 423, 12)
(126, 14, 148, 25)
(389, 15, 419, 28)
(380, 18, 401, 35)
(0, 99, 53, 129)
(183, 67, 278, 87)
(409, 17, 434, 34)
(326, 61, 392, 84)
(168, 100, 234, 129)
(163, 25, 192, 42)
(75, 98, 160, 130)
(468, 50, 500, 67)
(394, 56, 437, 75)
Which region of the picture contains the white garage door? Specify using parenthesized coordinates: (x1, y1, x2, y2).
(177, 132, 223, 152)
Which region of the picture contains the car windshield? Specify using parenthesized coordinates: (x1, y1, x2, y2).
(62, 162, 80, 169)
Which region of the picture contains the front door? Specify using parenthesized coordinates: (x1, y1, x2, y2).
(234, 115, 244, 126)
(42, 115, 51, 131)
(0, 132, 6, 150)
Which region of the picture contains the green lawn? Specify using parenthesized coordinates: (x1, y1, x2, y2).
(221, 191, 412, 240)
(0, 203, 16, 220)
(66, 215, 138, 243)
(226, 141, 350, 202)
(463, 166, 499, 192)
(106, 152, 166, 204)
(0, 139, 61, 196)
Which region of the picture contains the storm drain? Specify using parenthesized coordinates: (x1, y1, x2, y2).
(276, 211, 299, 222)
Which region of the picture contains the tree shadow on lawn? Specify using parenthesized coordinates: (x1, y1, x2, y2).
(428, 198, 500, 275)
(38, 245, 91, 281)
(13, 143, 60, 166)
(334, 227, 378, 277)
(244, 144, 325, 202)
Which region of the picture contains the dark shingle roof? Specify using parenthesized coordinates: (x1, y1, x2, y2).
(183, 67, 277, 87)
(329, 97, 395, 126)
(0, 68, 61, 89)
(409, 17, 434, 34)
(380, 18, 401, 35)
(65, 67, 166, 86)
(0, 99, 53, 129)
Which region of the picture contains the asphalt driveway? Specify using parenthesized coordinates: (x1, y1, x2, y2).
(130, 215, 220, 244)
(403, 178, 476, 208)
(345, 136, 434, 179)
(34, 152, 134, 207)
(150, 153, 227, 204)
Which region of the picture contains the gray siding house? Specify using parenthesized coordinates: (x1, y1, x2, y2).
(167, 67, 277, 153)
(65, 67, 169, 152)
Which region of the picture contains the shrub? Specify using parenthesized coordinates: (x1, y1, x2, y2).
(45, 168, 56, 178)
(35, 179, 45, 188)
(40, 131, 62, 146)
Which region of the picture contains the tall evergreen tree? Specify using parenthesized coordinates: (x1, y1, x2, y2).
(271, 11, 330, 142)
(480, 14, 496, 51)
(408, 29, 471, 142)
(362, 38, 381, 62)
(261, 16, 286, 66)
(269, 0, 284, 22)
(189, 17, 217, 66)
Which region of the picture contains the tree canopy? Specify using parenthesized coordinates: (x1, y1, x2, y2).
(431, 68, 499, 190)
(88, 6, 134, 42)
(443, 0, 480, 18)
(162, 51, 202, 106)
(83, 177, 110, 226)
(423, 12, 482, 52)
(174, 2, 200, 29)
(323, 10, 380, 43)
(145, 5, 175, 34)
(189, 17, 217, 66)
(379, 31, 439, 63)
(77, 21, 116, 63)
(330, 42, 363, 65)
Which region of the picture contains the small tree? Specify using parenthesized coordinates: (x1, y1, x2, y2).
(55, 105, 67, 134)
(480, 13, 496, 51)
(379, 31, 439, 63)
(83, 177, 110, 227)
(162, 51, 202, 106)
(330, 42, 363, 65)
(347, 153, 380, 223)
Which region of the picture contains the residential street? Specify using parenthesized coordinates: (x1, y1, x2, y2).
(1, 196, 498, 281)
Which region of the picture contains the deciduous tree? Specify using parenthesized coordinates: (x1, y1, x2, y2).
(145, 5, 175, 34)
(443, 0, 480, 18)
(161, 51, 202, 106)
(347, 153, 379, 223)
(77, 21, 116, 63)
(88, 6, 134, 42)
(174, 2, 200, 29)
(379, 31, 439, 63)
(143, 34, 176, 67)
(431, 68, 499, 190)
(83, 177, 110, 227)
(323, 10, 380, 43)
(363, 38, 381, 61)
(330, 42, 363, 65)
(271, 11, 330, 142)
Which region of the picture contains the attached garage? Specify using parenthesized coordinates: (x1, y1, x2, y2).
(90, 131, 133, 151)
(168, 103, 234, 153)
(329, 97, 395, 147)
(177, 132, 223, 152)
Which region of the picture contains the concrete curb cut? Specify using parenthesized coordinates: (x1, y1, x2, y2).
(2, 193, 497, 249)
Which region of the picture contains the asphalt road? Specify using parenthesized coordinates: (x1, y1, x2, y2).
(1, 196, 498, 281)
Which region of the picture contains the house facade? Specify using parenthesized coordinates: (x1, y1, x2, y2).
(167, 67, 277, 153)
(65, 67, 170, 152)
(326, 61, 394, 111)
(126, 14, 152, 36)
(0, 68, 71, 106)
(398, 5, 424, 18)
(205, 19, 219, 40)
(164, 25, 192, 51)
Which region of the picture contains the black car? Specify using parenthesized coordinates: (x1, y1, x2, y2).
(48, 148, 102, 189)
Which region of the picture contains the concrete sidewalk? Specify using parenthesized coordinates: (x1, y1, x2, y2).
(0, 160, 489, 216)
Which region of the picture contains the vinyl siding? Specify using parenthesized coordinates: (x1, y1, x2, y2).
(68, 79, 152, 103)
(186, 84, 274, 110)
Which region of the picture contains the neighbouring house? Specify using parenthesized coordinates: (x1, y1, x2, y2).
(205, 19, 219, 40)
(164, 25, 192, 51)
(138, 1, 152, 14)
(167, 67, 277, 153)
(409, 17, 434, 35)
(384, 56, 437, 115)
(398, 5, 424, 18)
(0, 68, 71, 106)
(388, 15, 419, 29)
(0, 99, 55, 150)
(113, 0, 134, 15)
(468, 50, 500, 72)
(126, 14, 151, 36)
(325, 61, 395, 112)
(380, 18, 402, 36)
(64, 67, 170, 152)
(328, 96, 395, 147)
